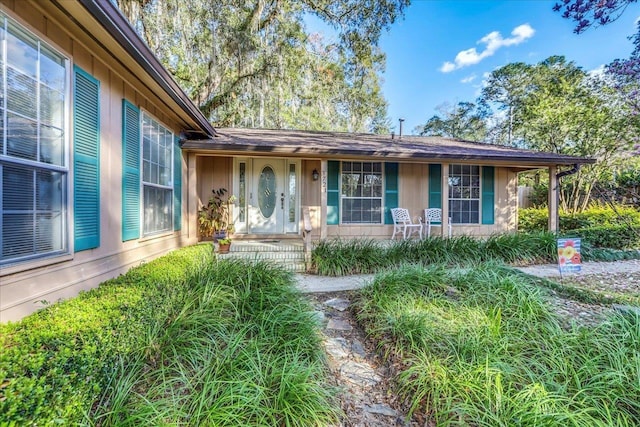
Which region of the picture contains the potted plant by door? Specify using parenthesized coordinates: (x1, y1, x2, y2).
(198, 188, 236, 241)
(217, 237, 232, 254)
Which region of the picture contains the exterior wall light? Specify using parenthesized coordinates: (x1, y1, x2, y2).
(312, 169, 319, 181)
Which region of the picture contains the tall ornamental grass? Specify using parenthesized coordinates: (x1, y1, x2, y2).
(1, 246, 338, 426)
(312, 233, 557, 276)
(354, 264, 640, 426)
(91, 259, 338, 426)
(312, 233, 640, 276)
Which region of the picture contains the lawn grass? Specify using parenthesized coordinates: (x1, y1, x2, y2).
(353, 264, 640, 425)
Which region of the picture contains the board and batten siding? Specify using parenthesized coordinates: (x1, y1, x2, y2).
(326, 162, 517, 239)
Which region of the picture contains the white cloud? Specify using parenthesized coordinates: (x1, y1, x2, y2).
(460, 74, 477, 84)
(588, 64, 606, 77)
(440, 24, 535, 73)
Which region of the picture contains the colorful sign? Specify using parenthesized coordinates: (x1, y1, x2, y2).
(557, 238, 581, 274)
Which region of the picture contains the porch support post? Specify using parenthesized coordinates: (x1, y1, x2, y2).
(187, 152, 198, 240)
(548, 165, 558, 233)
(320, 159, 328, 239)
(440, 162, 450, 238)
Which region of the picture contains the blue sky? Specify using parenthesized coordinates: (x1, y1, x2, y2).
(307, 0, 640, 134)
(383, 0, 640, 134)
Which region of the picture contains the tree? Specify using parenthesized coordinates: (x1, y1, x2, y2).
(479, 62, 534, 146)
(554, 0, 640, 154)
(480, 56, 639, 211)
(416, 101, 488, 141)
(115, 0, 407, 132)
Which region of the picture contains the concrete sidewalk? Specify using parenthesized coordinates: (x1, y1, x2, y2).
(295, 273, 375, 293)
(516, 259, 640, 278)
(295, 259, 640, 293)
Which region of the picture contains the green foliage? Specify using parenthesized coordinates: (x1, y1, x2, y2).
(198, 187, 235, 237)
(313, 232, 640, 276)
(481, 56, 640, 210)
(576, 225, 640, 249)
(519, 204, 640, 249)
(354, 265, 640, 425)
(416, 101, 488, 141)
(0, 248, 337, 426)
(312, 232, 559, 275)
(0, 245, 211, 425)
(93, 260, 337, 426)
(116, 0, 407, 132)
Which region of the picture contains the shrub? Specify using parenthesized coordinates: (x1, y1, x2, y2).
(575, 224, 640, 249)
(0, 245, 212, 425)
(519, 204, 640, 233)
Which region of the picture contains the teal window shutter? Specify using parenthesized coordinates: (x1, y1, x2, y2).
(384, 162, 398, 224)
(327, 161, 340, 225)
(481, 166, 495, 224)
(122, 100, 140, 241)
(428, 164, 442, 209)
(174, 135, 182, 231)
(73, 66, 100, 252)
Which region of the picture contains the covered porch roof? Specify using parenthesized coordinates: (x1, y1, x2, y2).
(181, 127, 596, 168)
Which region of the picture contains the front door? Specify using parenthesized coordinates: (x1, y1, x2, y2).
(249, 159, 286, 234)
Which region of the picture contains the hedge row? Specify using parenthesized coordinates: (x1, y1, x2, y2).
(574, 225, 640, 249)
(519, 204, 640, 249)
(0, 244, 212, 425)
(519, 204, 640, 233)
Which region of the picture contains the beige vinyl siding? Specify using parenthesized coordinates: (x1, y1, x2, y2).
(0, 1, 195, 322)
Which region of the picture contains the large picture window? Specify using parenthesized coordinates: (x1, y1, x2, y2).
(341, 161, 383, 224)
(1, 15, 68, 264)
(448, 164, 480, 224)
(141, 113, 173, 235)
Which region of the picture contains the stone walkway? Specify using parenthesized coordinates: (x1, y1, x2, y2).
(307, 293, 413, 427)
(296, 260, 640, 426)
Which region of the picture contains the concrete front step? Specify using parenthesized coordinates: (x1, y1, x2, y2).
(214, 240, 308, 273)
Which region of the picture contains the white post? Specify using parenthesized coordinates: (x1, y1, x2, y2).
(548, 165, 558, 233)
(441, 162, 450, 238)
(320, 159, 328, 239)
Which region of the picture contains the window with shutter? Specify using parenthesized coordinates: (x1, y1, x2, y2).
(141, 112, 173, 235)
(73, 67, 100, 251)
(0, 14, 69, 265)
(122, 100, 140, 241)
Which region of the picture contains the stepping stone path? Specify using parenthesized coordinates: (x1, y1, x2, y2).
(310, 294, 414, 427)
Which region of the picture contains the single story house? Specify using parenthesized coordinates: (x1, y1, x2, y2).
(0, 0, 594, 322)
(182, 128, 594, 240)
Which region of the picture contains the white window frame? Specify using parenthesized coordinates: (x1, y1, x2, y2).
(285, 159, 300, 233)
(0, 12, 70, 266)
(448, 164, 481, 224)
(140, 110, 173, 236)
(340, 161, 384, 224)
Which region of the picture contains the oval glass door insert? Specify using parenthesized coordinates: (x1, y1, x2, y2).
(258, 166, 276, 218)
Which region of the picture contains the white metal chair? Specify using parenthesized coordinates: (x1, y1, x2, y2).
(391, 208, 423, 240)
(424, 208, 452, 238)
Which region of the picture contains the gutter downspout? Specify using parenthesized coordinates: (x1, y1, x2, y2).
(554, 163, 580, 232)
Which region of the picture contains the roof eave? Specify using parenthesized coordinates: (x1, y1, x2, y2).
(181, 141, 596, 166)
(77, 0, 215, 137)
